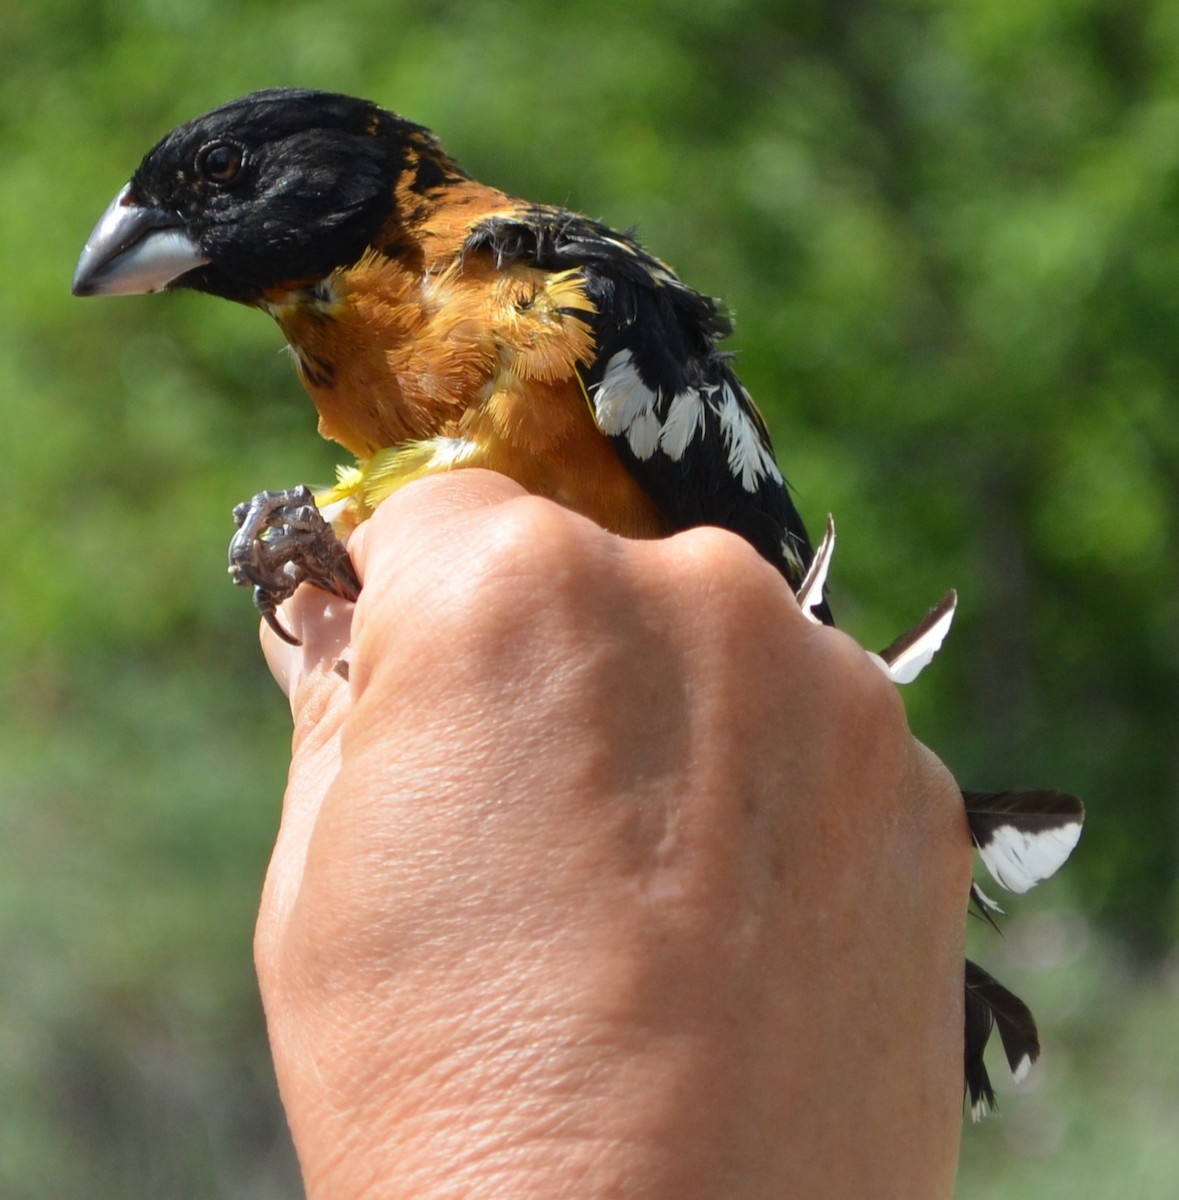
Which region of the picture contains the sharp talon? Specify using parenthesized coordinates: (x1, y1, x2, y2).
(261, 600, 301, 646)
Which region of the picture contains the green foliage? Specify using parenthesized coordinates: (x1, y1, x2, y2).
(1, 0, 1175, 1193)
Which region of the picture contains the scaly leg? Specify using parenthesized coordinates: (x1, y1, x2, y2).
(228, 485, 361, 645)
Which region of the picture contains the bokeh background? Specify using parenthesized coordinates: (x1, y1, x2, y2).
(3, 0, 1177, 1195)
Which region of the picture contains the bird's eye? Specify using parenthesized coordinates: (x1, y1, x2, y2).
(196, 141, 244, 184)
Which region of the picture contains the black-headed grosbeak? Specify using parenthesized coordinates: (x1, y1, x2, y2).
(73, 87, 1081, 1119)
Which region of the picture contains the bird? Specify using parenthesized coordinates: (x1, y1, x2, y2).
(73, 87, 1081, 1118)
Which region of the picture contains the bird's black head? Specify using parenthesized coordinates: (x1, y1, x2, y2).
(73, 88, 463, 303)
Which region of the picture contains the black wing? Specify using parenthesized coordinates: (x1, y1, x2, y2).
(465, 207, 830, 621)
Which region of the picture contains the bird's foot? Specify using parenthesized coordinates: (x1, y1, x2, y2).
(228, 485, 361, 645)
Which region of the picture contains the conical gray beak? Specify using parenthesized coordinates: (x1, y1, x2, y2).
(72, 185, 211, 297)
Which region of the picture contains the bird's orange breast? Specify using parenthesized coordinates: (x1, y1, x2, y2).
(263, 237, 667, 540)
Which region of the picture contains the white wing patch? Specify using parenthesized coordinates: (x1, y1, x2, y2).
(627, 409, 663, 460)
(715, 383, 783, 492)
(592, 351, 658, 447)
(659, 389, 706, 461)
(591, 351, 779, 491)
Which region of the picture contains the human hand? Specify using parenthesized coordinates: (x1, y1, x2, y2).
(254, 470, 968, 1200)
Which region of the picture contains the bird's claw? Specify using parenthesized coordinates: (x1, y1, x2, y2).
(228, 485, 361, 645)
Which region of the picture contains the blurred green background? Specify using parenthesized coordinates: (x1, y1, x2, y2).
(2, 0, 1176, 1195)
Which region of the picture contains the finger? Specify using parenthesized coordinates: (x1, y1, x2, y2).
(261, 586, 356, 704)
(256, 587, 358, 966)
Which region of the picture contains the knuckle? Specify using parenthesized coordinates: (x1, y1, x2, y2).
(664, 525, 799, 627)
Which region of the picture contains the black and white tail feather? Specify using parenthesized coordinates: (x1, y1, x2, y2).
(804, 519, 1083, 1118)
(960, 786, 1083, 1117)
(964, 789, 1084, 896)
(964, 960, 1041, 1120)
